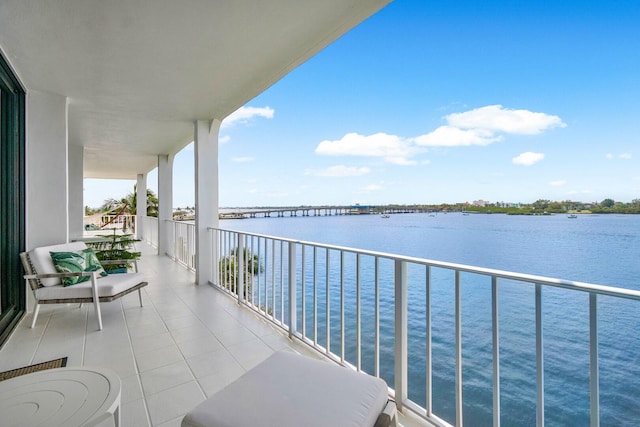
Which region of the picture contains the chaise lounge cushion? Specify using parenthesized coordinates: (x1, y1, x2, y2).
(182, 350, 389, 427)
(29, 242, 89, 287)
(34, 272, 146, 300)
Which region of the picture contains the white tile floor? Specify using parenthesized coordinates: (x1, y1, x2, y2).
(0, 243, 424, 427)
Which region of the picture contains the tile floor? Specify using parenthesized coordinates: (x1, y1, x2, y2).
(0, 243, 423, 427)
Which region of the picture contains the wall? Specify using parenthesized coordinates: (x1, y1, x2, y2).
(26, 90, 69, 249)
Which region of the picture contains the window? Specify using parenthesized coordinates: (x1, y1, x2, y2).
(0, 49, 26, 346)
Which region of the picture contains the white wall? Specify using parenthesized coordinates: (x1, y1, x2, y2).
(68, 144, 84, 239)
(195, 119, 220, 285)
(26, 90, 69, 249)
(157, 154, 173, 256)
(136, 173, 147, 240)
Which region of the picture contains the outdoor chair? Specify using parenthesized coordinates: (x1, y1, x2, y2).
(20, 241, 147, 330)
(182, 350, 397, 427)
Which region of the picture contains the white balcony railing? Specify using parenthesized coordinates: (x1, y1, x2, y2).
(100, 213, 136, 232)
(166, 220, 196, 271)
(141, 216, 158, 248)
(207, 227, 640, 427)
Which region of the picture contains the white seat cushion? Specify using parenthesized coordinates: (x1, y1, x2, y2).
(182, 350, 389, 427)
(35, 272, 145, 300)
(29, 242, 88, 287)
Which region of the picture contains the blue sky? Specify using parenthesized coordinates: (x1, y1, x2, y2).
(84, 0, 640, 208)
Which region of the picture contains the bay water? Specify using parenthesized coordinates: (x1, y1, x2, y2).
(222, 212, 640, 426)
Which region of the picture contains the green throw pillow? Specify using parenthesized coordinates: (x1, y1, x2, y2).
(50, 248, 108, 287)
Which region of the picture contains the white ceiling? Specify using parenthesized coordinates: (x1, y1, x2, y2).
(0, 0, 391, 178)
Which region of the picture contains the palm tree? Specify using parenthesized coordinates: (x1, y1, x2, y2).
(120, 185, 159, 217)
(100, 198, 122, 213)
(98, 186, 159, 232)
(219, 248, 263, 298)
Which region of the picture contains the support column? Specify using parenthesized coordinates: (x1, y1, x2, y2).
(136, 173, 147, 240)
(26, 91, 69, 248)
(157, 154, 174, 256)
(194, 119, 220, 285)
(25, 91, 68, 314)
(68, 144, 84, 239)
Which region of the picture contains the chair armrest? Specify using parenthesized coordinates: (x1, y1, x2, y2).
(24, 271, 95, 280)
(374, 400, 397, 427)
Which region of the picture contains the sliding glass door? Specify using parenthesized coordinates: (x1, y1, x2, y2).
(0, 50, 26, 346)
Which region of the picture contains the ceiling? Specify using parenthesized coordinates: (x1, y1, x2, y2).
(0, 0, 391, 178)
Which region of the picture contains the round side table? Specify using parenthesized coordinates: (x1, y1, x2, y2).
(0, 366, 121, 427)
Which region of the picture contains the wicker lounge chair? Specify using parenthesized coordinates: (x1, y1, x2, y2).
(20, 241, 147, 330)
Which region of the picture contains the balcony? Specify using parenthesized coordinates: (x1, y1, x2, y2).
(0, 243, 316, 426)
(4, 216, 639, 426)
(2, 239, 429, 427)
(149, 219, 640, 427)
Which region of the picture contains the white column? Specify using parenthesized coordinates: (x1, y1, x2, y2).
(136, 173, 147, 240)
(194, 119, 220, 285)
(68, 144, 84, 239)
(26, 90, 69, 249)
(157, 154, 174, 256)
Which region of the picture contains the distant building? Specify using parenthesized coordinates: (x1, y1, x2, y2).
(349, 205, 372, 214)
(473, 200, 489, 207)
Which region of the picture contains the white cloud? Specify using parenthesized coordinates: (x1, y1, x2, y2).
(415, 105, 565, 148)
(414, 126, 501, 147)
(513, 152, 545, 166)
(315, 132, 422, 165)
(314, 105, 564, 163)
(363, 184, 383, 191)
(305, 165, 371, 177)
(232, 156, 254, 163)
(219, 135, 231, 144)
(606, 152, 632, 160)
(549, 180, 566, 187)
(222, 106, 274, 129)
(446, 104, 566, 135)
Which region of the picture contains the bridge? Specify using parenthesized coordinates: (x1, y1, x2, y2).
(218, 205, 433, 219)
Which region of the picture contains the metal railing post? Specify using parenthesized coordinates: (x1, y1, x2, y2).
(237, 233, 245, 303)
(425, 265, 432, 416)
(536, 283, 544, 427)
(374, 257, 380, 378)
(394, 259, 408, 411)
(288, 241, 297, 338)
(455, 270, 463, 427)
(492, 276, 501, 427)
(589, 293, 600, 427)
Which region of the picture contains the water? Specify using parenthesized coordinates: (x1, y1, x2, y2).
(222, 212, 640, 426)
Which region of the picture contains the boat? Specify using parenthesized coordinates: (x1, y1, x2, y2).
(568, 214, 578, 218)
(381, 214, 390, 218)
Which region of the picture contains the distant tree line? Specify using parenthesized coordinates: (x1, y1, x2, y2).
(86, 193, 640, 217)
(390, 198, 640, 215)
